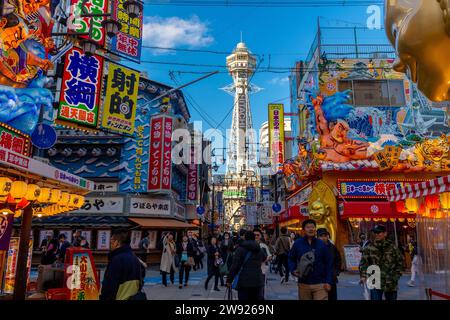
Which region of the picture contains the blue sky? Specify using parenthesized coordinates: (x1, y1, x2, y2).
(127, 2, 388, 164)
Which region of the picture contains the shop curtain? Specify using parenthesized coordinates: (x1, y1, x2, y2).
(416, 211, 450, 298)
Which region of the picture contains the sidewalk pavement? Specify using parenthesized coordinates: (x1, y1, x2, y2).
(142, 266, 422, 300)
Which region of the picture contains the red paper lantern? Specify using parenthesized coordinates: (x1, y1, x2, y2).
(418, 203, 427, 216)
(425, 195, 440, 210)
(395, 200, 407, 213)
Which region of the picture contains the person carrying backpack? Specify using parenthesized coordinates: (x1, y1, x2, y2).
(288, 219, 333, 300)
(226, 231, 267, 300)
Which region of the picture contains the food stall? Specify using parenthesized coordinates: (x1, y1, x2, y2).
(0, 146, 93, 299)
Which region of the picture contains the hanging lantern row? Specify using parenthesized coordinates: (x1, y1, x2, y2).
(401, 192, 450, 219)
(0, 177, 85, 216)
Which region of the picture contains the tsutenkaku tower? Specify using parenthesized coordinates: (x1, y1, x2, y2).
(223, 41, 261, 176)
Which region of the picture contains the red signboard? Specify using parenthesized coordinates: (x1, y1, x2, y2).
(58, 47, 103, 128)
(148, 116, 173, 191)
(148, 117, 163, 190)
(187, 147, 198, 201)
(161, 117, 173, 190)
(0, 123, 31, 156)
(340, 201, 412, 218)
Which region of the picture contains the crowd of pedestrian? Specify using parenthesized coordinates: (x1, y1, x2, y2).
(96, 220, 413, 301)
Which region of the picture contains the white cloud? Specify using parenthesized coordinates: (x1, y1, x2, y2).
(269, 76, 290, 86)
(142, 15, 214, 55)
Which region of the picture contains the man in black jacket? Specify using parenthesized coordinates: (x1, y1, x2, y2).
(317, 228, 342, 300)
(226, 231, 267, 300)
(100, 229, 145, 300)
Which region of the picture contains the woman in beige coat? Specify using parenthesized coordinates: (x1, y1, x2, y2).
(160, 232, 177, 286)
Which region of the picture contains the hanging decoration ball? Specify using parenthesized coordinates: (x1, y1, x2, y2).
(398, 218, 405, 222)
(37, 188, 51, 203)
(389, 218, 396, 222)
(439, 192, 450, 210)
(405, 198, 418, 213)
(381, 218, 388, 222)
(364, 217, 372, 222)
(58, 192, 71, 206)
(25, 184, 41, 201)
(10, 181, 28, 200)
(0, 177, 13, 196)
(49, 189, 62, 204)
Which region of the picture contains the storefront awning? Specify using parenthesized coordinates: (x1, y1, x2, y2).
(14, 215, 131, 228)
(129, 217, 198, 229)
(387, 175, 450, 202)
(340, 201, 413, 219)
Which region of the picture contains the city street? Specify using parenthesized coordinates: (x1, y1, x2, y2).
(140, 267, 421, 300)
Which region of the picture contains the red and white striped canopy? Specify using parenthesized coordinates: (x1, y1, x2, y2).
(387, 175, 450, 202)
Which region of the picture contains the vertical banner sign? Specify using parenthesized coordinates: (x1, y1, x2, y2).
(246, 187, 256, 203)
(0, 214, 14, 251)
(216, 191, 224, 215)
(69, 0, 107, 47)
(238, 92, 247, 129)
(148, 116, 164, 190)
(161, 117, 173, 190)
(4, 237, 33, 294)
(111, 0, 143, 62)
(102, 63, 139, 134)
(134, 125, 145, 191)
(58, 47, 103, 128)
(268, 104, 285, 173)
(66, 248, 100, 300)
(187, 147, 198, 201)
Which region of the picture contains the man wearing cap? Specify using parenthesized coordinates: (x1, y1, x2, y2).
(359, 225, 404, 301)
(317, 228, 342, 300)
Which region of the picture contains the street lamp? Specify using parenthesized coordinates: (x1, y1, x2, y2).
(81, 39, 99, 56)
(101, 19, 122, 38)
(124, 0, 144, 19)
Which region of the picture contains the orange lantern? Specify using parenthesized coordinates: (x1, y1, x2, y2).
(405, 198, 418, 213)
(439, 192, 450, 210)
(418, 203, 427, 216)
(395, 200, 407, 213)
(425, 194, 440, 210)
(435, 210, 443, 219)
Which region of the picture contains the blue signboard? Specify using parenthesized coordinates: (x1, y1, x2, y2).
(338, 180, 419, 198)
(272, 203, 282, 213)
(196, 206, 205, 215)
(246, 187, 256, 202)
(216, 191, 224, 214)
(261, 189, 271, 202)
(31, 124, 57, 149)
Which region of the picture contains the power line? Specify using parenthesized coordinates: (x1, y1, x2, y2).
(143, 0, 383, 7)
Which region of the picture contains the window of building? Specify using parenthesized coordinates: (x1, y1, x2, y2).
(338, 79, 405, 106)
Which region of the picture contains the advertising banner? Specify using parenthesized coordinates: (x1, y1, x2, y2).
(148, 116, 163, 190)
(259, 205, 273, 225)
(129, 197, 171, 215)
(261, 189, 271, 203)
(111, 0, 143, 62)
(96, 230, 111, 250)
(4, 237, 33, 294)
(187, 147, 198, 201)
(161, 117, 173, 190)
(246, 187, 256, 203)
(216, 191, 224, 214)
(130, 230, 142, 249)
(246, 205, 258, 226)
(66, 248, 100, 300)
(69, 0, 107, 47)
(287, 183, 312, 207)
(148, 116, 172, 191)
(58, 47, 103, 128)
(337, 180, 421, 198)
(343, 245, 363, 271)
(0, 123, 31, 156)
(102, 63, 139, 134)
(0, 214, 14, 251)
(268, 104, 285, 173)
(72, 196, 124, 214)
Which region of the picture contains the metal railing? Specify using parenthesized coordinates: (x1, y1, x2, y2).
(320, 44, 396, 59)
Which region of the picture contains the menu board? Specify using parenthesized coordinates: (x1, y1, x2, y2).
(343, 245, 362, 271)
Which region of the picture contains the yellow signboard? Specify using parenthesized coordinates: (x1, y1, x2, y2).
(268, 104, 285, 172)
(102, 63, 140, 135)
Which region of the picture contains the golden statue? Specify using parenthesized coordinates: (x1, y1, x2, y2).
(385, 0, 450, 101)
(308, 181, 337, 243)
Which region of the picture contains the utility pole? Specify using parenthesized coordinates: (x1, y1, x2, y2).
(211, 181, 215, 236)
(274, 173, 280, 238)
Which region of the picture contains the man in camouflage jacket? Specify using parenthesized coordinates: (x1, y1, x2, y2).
(359, 225, 404, 300)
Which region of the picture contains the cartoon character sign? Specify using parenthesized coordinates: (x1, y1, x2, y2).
(0, 0, 55, 134)
(311, 91, 369, 162)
